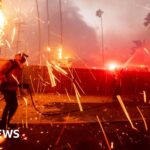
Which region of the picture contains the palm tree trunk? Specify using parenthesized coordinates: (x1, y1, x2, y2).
(46, 0, 50, 46)
(35, 0, 41, 65)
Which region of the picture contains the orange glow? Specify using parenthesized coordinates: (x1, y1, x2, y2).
(58, 47, 62, 60)
(144, 48, 150, 55)
(107, 63, 118, 71)
(64, 56, 69, 59)
(140, 65, 145, 68)
(47, 46, 51, 52)
(11, 27, 16, 43)
(0, 135, 6, 144)
(0, 9, 5, 31)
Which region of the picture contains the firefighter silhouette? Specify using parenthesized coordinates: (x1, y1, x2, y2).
(0, 53, 28, 129)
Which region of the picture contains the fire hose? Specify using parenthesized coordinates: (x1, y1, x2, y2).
(0, 83, 111, 117)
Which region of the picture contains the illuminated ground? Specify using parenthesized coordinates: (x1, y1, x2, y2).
(0, 93, 150, 149)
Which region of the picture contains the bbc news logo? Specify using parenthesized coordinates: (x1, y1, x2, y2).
(0, 129, 20, 138)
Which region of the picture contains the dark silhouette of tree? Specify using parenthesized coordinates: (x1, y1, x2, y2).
(133, 40, 145, 48)
(131, 40, 145, 54)
(144, 13, 150, 28)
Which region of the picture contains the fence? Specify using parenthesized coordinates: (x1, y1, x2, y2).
(23, 66, 150, 96)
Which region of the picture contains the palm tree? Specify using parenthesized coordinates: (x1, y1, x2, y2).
(96, 9, 104, 67)
(46, 0, 50, 46)
(35, 0, 41, 65)
(144, 13, 150, 28)
(59, 0, 63, 46)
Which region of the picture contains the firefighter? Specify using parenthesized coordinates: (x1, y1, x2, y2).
(0, 53, 28, 129)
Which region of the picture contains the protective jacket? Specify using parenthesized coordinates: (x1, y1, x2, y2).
(0, 60, 22, 91)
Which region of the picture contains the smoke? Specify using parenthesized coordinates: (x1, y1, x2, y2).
(2, 0, 150, 68)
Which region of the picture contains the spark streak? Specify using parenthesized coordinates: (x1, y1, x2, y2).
(55, 114, 70, 146)
(143, 91, 147, 103)
(73, 83, 83, 112)
(46, 61, 56, 87)
(144, 48, 150, 55)
(12, 74, 19, 84)
(65, 88, 72, 102)
(96, 116, 111, 150)
(74, 53, 96, 80)
(67, 66, 74, 79)
(75, 80, 85, 94)
(23, 97, 28, 128)
(123, 52, 136, 68)
(117, 95, 137, 130)
(5, 40, 11, 50)
(0, 10, 5, 31)
(137, 106, 148, 131)
(53, 64, 68, 76)
(30, 75, 36, 94)
(11, 27, 16, 44)
(36, 79, 40, 93)
(55, 125, 66, 146)
(73, 68, 82, 83)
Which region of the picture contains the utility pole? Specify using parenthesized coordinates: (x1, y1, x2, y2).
(59, 0, 63, 47)
(35, 0, 41, 65)
(46, 0, 50, 46)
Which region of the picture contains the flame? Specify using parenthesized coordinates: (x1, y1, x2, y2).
(0, 135, 6, 144)
(58, 47, 62, 60)
(11, 27, 16, 44)
(0, 9, 5, 31)
(107, 63, 118, 71)
(47, 46, 51, 52)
